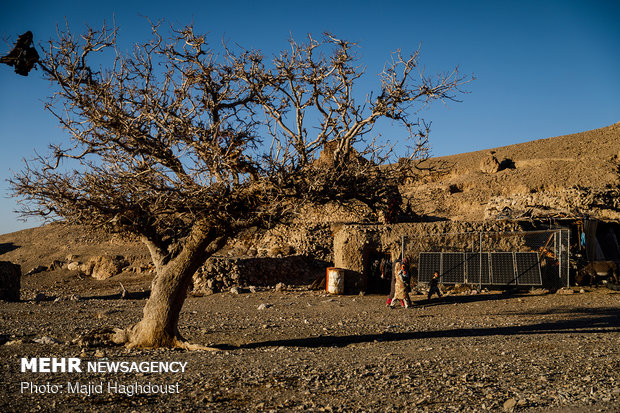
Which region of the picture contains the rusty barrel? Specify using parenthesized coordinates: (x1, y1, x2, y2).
(326, 267, 345, 295)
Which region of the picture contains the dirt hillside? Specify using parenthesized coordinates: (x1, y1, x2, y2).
(404, 122, 620, 221)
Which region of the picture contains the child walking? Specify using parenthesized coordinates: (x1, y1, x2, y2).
(428, 271, 443, 300)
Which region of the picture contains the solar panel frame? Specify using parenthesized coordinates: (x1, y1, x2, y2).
(514, 252, 542, 285)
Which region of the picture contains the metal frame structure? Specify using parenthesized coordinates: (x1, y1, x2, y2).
(409, 228, 570, 288)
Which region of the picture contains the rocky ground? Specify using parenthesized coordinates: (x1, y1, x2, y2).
(1, 284, 618, 412)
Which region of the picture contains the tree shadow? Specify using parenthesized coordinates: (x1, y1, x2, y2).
(25, 290, 151, 302)
(411, 292, 525, 307)
(214, 306, 619, 351)
(0, 242, 20, 255)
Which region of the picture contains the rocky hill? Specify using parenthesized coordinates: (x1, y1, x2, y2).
(404, 122, 620, 221)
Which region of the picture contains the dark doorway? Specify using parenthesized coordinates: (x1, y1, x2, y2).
(365, 251, 392, 294)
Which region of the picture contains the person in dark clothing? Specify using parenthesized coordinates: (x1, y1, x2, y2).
(384, 258, 395, 306)
(428, 271, 442, 300)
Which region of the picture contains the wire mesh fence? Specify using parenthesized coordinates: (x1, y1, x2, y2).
(406, 228, 570, 288)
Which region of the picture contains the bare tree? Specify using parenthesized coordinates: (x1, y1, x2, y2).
(8, 22, 470, 348)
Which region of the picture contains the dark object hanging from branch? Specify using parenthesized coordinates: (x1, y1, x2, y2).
(1, 31, 39, 76)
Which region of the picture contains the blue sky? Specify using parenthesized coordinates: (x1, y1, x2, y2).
(1, 0, 619, 234)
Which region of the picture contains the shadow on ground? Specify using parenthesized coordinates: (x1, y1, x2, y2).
(216, 306, 619, 351)
(0, 242, 20, 255)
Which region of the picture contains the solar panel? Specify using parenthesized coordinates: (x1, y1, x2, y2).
(418, 251, 542, 286)
(418, 252, 440, 282)
(514, 252, 542, 285)
(441, 252, 465, 284)
(465, 252, 490, 284)
(490, 252, 515, 284)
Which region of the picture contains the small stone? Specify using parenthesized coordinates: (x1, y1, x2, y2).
(34, 293, 47, 303)
(503, 398, 517, 411)
(230, 286, 240, 295)
(275, 282, 287, 292)
(33, 336, 62, 345)
(257, 303, 271, 310)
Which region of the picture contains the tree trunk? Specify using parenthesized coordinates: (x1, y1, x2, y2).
(117, 224, 226, 348)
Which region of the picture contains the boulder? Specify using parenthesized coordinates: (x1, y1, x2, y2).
(480, 155, 501, 174)
(87, 256, 123, 280)
(0, 261, 21, 301)
(67, 261, 81, 271)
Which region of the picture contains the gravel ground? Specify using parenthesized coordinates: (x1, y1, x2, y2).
(1, 287, 619, 412)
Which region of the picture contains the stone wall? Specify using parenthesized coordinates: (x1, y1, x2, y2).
(191, 255, 329, 295)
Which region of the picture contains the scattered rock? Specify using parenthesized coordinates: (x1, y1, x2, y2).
(230, 286, 241, 295)
(66, 261, 81, 271)
(33, 336, 62, 345)
(257, 303, 271, 310)
(503, 398, 517, 411)
(26, 265, 47, 276)
(275, 282, 287, 292)
(48, 260, 64, 270)
(87, 256, 124, 280)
